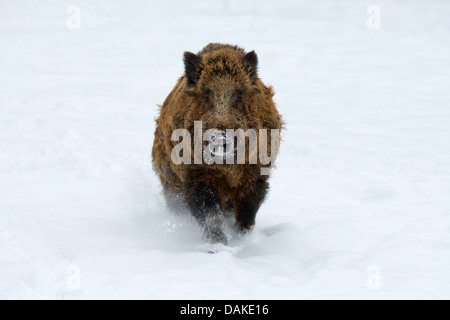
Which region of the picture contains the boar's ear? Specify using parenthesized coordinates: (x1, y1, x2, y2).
(183, 52, 202, 87)
(243, 50, 258, 84)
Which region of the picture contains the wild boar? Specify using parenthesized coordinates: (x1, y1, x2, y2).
(152, 43, 282, 245)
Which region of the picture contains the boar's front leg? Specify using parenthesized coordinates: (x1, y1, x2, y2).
(184, 173, 227, 245)
(234, 178, 268, 233)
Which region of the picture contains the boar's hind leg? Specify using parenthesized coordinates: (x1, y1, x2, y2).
(184, 179, 227, 245)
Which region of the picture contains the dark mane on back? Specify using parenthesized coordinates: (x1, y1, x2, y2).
(198, 43, 245, 57)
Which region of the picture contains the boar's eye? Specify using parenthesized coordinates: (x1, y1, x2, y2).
(203, 89, 212, 104)
(235, 96, 242, 104)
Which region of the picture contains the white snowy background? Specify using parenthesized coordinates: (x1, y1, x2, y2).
(1, 0, 449, 299)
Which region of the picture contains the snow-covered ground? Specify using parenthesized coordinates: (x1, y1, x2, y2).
(1, 0, 449, 299)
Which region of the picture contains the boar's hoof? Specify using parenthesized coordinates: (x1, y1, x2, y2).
(203, 214, 228, 245)
(237, 224, 254, 235)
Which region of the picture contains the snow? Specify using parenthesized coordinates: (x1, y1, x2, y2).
(1, 0, 450, 299)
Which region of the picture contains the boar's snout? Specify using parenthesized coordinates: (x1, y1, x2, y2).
(204, 129, 238, 161)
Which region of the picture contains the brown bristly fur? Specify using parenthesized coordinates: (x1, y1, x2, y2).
(152, 43, 283, 244)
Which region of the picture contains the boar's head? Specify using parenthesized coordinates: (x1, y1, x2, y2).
(183, 45, 261, 132)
